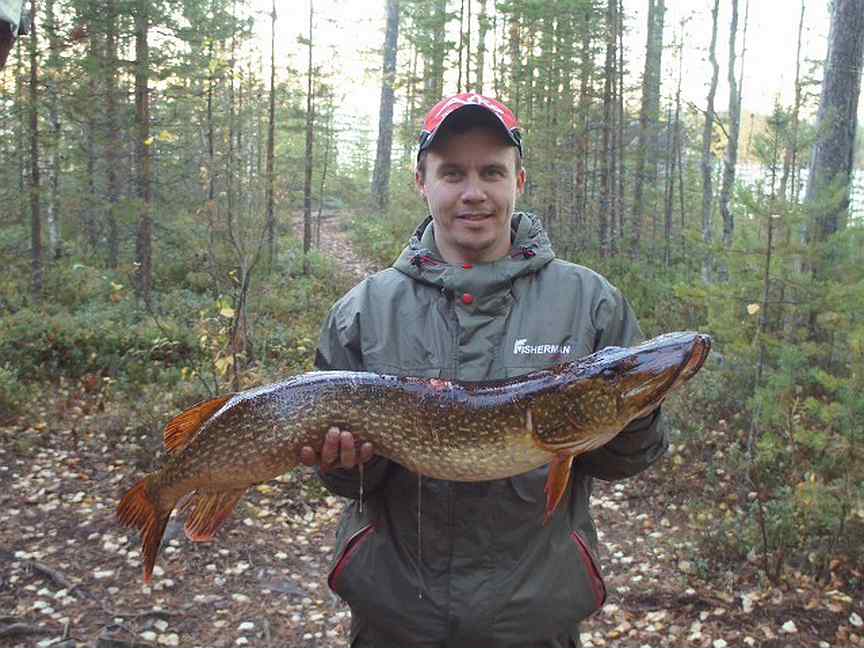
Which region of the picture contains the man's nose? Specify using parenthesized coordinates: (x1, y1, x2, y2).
(461, 175, 486, 202)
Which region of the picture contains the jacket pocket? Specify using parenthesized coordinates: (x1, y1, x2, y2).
(570, 530, 606, 609)
(327, 523, 375, 593)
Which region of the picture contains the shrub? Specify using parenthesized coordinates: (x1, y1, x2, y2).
(0, 364, 31, 420)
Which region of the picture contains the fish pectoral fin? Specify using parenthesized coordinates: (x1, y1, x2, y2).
(543, 453, 575, 525)
(164, 395, 232, 455)
(183, 488, 247, 542)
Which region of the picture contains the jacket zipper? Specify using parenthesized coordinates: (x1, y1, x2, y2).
(570, 530, 607, 609)
(327, 523, 375, 591)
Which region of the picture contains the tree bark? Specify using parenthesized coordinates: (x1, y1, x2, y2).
(616, 0, 625, 252)
(134, 0, 152, 305)
(573, 3, 592, 227)
(44, 0, 61, 259)
(700, 0, 720, 282)
(718, 0, 745, 256)
(29, 0, 42, 302)
(630, 0, 665, 257)
(598, 0, 616, 257)
(302, 0, 314, 274)
(805, 0, 864, 239)
(475, 0, 488, 94)
(425, 0, 447, 105)
(104, 0, 120, 268)
(371, 0, 399, 211)
(265, 0, 277, 269)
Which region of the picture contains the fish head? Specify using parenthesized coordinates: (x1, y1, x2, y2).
(605, 331, 712, 420)
(536, 332, 711, 451)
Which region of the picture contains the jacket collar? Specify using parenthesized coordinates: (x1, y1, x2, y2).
(393, 212, 555, 298)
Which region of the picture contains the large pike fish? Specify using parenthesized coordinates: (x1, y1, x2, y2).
(118, 331, 711, 582)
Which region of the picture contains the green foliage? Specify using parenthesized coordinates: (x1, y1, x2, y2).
(0, 363, 32, 420)
(0, 298, 200, 383)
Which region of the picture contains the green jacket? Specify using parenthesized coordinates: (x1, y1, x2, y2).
(315, 213, 666, 648)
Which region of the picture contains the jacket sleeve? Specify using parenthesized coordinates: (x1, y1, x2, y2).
(575, 283, 667, 481)
(313, 292, 393, 499)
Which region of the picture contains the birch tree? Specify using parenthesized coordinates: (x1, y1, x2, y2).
(700, 0, 720, 282)
(718, 0, 748, 261)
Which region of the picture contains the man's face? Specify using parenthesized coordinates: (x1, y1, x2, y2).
(415, 127, 526, 265)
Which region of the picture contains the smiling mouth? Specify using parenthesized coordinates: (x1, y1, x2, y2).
(458, 213, 493, 221)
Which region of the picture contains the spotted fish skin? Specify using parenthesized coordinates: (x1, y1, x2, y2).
(117, 331, 711, 582)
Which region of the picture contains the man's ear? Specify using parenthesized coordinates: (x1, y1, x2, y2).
(516, 168, 527, 195)
(415, 170, 426, 196)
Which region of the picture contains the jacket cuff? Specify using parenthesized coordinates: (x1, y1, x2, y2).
(316, 455, 392, 499)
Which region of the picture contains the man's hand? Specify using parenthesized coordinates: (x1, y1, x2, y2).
(300, 427, 375, 471)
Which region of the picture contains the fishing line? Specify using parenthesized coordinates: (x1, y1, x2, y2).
(417, 472, 424, 600)
(358, 460, 364, 514)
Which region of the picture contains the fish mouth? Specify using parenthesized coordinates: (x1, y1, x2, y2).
(615, 332, 712, 415)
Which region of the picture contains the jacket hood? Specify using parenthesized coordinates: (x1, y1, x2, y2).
(392, 212, 555, 298)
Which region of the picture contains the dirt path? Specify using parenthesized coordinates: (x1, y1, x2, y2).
(2, 213, 859, 648)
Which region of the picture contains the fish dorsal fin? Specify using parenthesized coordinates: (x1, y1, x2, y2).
(164, 395, 232, 455)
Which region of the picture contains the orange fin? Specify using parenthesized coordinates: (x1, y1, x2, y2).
(182, 488, 247, 542)
(163, 395, 232, 455)
(116, 477, 172, 584)
(543, 454, 575, 525)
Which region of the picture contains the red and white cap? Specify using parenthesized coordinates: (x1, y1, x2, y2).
(417, 93, 523, 160)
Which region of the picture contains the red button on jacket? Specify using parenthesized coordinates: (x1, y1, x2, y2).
(462, 293, 474, 305)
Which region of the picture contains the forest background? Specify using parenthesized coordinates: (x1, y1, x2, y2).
(1, 0, 863, 640)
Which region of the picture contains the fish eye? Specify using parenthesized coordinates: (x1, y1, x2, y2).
(601, 368, 616, 380)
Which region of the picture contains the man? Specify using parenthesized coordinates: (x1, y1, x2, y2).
(0, 0, 24, 69)
(301, 93, 666, 648)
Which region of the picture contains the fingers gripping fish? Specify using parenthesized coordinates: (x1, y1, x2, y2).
(117, 331, 711, 582)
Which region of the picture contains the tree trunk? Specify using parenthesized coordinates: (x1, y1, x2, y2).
(718, 0, 745, 256)
(456, 0, 464, 92)
(805, 0, 864, 239)
(29, 1, 42, 302)
(475, 0, 488, 94)
(700, 0, 720, 282)
(134, 0, 152, 305)
(598, 0, 616, 257)
(425, 0, 447, 105)
(104, 0, 119, 268)
(616, 0, 625, 252)
(82, 1, 99, 252)
(265, 0, 277, 270)
(780, 1, 806, 204)
(508, 10, 521, 112)
(573, 4, 592, 226)
(316, 96, 334, 248)
(371, 0, 399, 211)
(44, 0, 61, 259)
(302, 0, 314, 274)
(630, 0, 665, 257)
(466, 0, 471, 91)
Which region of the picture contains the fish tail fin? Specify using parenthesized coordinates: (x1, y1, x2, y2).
(116, 477, 172, 584)
(182, 488, 247, 542)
